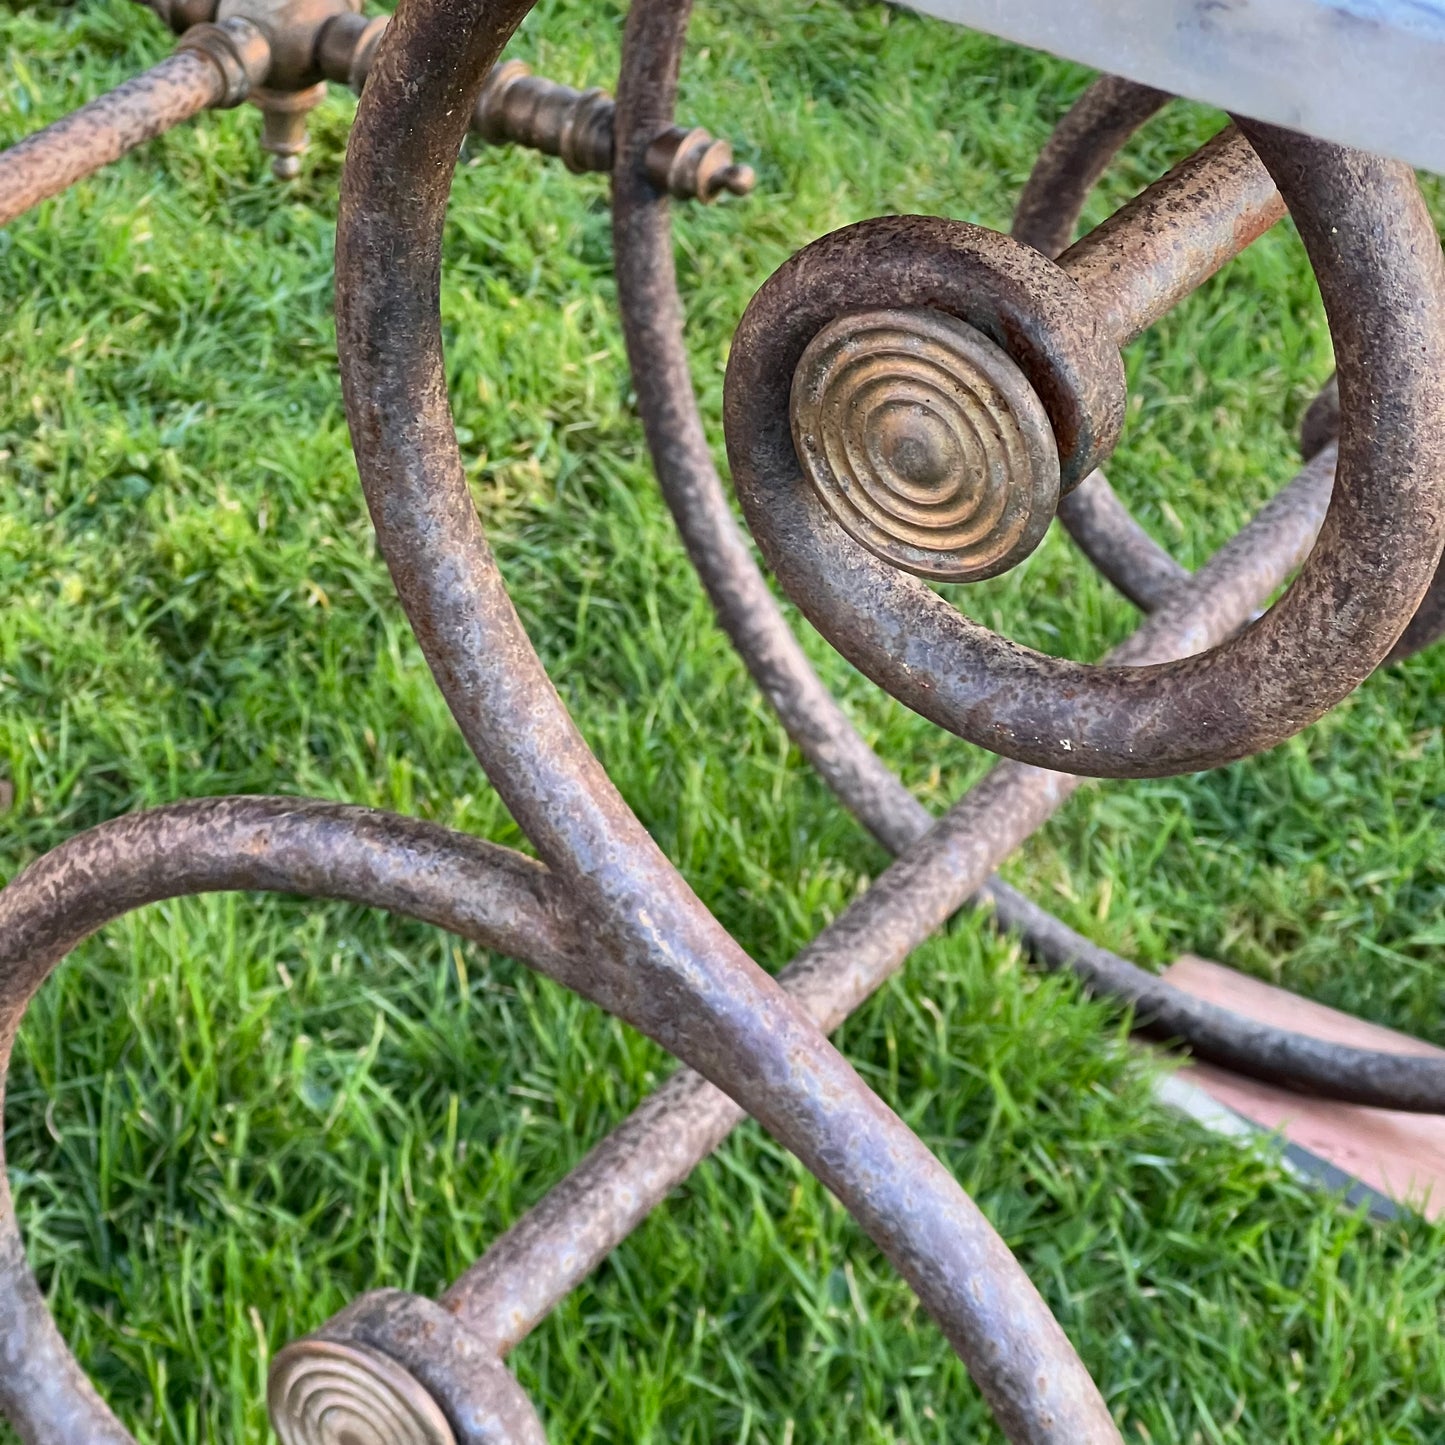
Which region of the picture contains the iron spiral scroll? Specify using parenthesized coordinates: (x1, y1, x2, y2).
(4, 1, 1445, 1442)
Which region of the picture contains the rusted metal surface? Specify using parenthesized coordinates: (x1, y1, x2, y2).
(156, 0, 381, 179)
(475, 59, 614, 172)
(0, 32, 259, 229)
(142, 0, 221, 31)
(7, 687, 1445, 1444)
(215, 0, 359, 89)
(1300, 370, 1341, 464)
(734, 214, 1129, 501)
(1058, 125, 1288, 346)
(0, 798, 575, 1445)
(372, 440, 1445, 1371)
(643, 120, 753, 203)
(0, 2, 747, 222)
(442, 466, 1445, 1365)
(1388, 569, 1445, 663)
(609, 0, 1445, 1119)
(1013, 74, 1170, 261)
(6, 3, 1445, 1442)
(140, 0, 382, 179)
(333, 4, 1120, 1439)
(252, 80, 327, 178)
(1055, 469, 1188, 610)
(1017, 83, 1445, 670)
(1013, 76, 1193, 613)
(273, 1292, 546, 1445)
(438, 452, 1445, 1364)
(786, 118, 1289, 591)
(724, 132, 1445, 778)
(314, 10, 389, 89)
(610, 0, 931, 860)
(0, 0, 390, 220)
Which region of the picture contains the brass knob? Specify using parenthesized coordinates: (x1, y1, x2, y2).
(268, 1338, 456, 1445)
(789, 307, 1060, 582)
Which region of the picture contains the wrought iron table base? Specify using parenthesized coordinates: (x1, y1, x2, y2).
(4, 1, 1445, 1441)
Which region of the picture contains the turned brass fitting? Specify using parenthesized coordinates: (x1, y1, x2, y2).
(474, 60, 755, 203)
(139, 3, 756, 196)
(175, 16, 271, 108)
(789, 306, 1061, 582)
(144, 0, 376, 177)
(215, 0, 359, 91)
(211, 0, 361, 176)
(314, 9, 388, 93)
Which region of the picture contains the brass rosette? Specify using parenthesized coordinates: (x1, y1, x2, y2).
(789, 306, 1061, 582)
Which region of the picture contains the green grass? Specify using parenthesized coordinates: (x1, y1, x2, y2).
(3, 0, 1445, 1440)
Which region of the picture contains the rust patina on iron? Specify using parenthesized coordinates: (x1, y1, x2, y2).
(1057, 124, 1287, 347)
(5, 1, 1445, 1442)
(609, 0, 1445, 1117)
(723, 129, 1445, 778)
(327, 0, 1121, 1437)
(8, 455, 1445, 1445)
(0, 0, 753, 211)
(0, 18, 267, 227)
(1013, 77, 1445, 665)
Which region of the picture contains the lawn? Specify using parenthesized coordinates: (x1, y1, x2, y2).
(2, 0, 1444, 1440)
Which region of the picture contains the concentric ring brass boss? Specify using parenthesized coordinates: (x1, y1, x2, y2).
(269, 1339, 456, 1445)
(789, 307, 1061, 582)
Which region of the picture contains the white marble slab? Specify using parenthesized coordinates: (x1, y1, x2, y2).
(900, 0, 1445, 173)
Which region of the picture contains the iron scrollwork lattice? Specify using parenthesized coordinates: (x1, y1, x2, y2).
(3, 1, 1445, 1442)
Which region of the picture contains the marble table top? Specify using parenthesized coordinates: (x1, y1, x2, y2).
(901, 0, 1445, 173)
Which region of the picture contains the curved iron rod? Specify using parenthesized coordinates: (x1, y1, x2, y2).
(609, 1, 928, 863)
(1013, 76, 1192, 612)
(1016, 77, 1445, 668)
(403, 0, 1445, 1389)
(335, 1, 1118, 1437)
(5, 21, 1442, 1445)
(609, 0, 1445, 1109)
(0, 796, 583, 1445)
(0, 798, 583, 1003)
(1389, 572, 1445, 662)
(1012, 74, 1171, 263)
(723, 134, 1445, 778)
(1055, 468, 1189, 611)
(1303, 373, 1445, 666)
(441, 443, 1445, 1364)
(8, 714, 1445, 1442)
